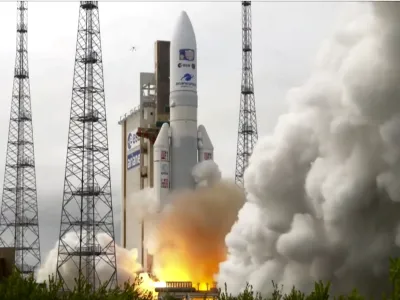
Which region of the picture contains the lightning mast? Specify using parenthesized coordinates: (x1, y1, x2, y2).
(235, 1, 258, 187)
(55, 1, 117, 291)
(0, 1, 41, 275)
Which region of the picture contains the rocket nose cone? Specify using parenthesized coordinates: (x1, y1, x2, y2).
(154, 123, 170, 148)
(172, 10, 196, 44)
(180, 11, 192, 24)
(180, 10, 189, 19)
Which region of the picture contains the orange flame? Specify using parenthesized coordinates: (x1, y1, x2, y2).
(150, 182, 245, 292)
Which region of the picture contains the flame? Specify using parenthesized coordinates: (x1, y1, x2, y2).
(152, 247, 220, 291)
(133, 182, 245, 294)
(153, 281, 167, 288)
(135, 273, 158, 296)
(151, 183, 244, 292)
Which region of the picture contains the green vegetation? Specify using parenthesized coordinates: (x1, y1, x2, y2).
(2, 258, 400, 300)
(0, 272, 154, 300)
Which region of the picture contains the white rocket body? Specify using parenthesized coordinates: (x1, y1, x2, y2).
(153, 11, 214, 209)
(169, 11, 198, 192)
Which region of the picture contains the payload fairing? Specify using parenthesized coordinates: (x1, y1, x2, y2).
(154, 11, 214, 207)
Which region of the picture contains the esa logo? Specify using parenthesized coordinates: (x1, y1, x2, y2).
(178, 63, 196, 69)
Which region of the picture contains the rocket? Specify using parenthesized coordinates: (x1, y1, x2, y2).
(153, 11, 214, 208)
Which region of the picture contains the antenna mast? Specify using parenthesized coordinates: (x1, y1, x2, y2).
(0, 1, 41, 275)
(235, 1, 258, 187)
(55, 1, 118, 291)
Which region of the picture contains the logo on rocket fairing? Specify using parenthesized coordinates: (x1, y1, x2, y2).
(179, 49, 195, 61)
(161, 178, 169, 189)
(181, 73, 194, 82)
(204, 152, 212, 160)
(161, 163, 169, 175)
(176, 72, 196, 88)
(161, 150, 168, 160)
(178, 63, 195, 69)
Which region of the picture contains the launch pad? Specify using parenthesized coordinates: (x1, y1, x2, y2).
(155, 281, 218, 300)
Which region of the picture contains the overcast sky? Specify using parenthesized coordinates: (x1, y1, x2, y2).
(0, 2, 342, 260)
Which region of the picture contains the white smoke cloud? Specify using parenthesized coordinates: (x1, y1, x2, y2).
(36, 231, 142, 288)
(127, 187, 160, 221)
(217, 2, 400, 297)
(192, 160, 222, 187)
(37, 160, 225, 290)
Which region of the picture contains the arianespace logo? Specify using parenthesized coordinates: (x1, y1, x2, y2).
(176, 73, 196, 88)
(181, 73, 194, 82)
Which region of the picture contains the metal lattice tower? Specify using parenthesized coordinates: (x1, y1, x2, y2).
(235, 1, 258, 187)
(0, 1, 41, 275)
(55, 1, 117, 291)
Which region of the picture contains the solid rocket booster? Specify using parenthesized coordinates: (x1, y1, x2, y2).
(153, 123, 171, 206)
(153, 11, 214, 208)
(197, 125, 213, 162)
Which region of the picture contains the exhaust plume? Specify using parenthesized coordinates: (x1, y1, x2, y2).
(128, 187, 160, 221)
(150, 180, 244, 289)
(192, 160, 222, 187)
(217, 2, 400, 297)
(149, 160, 244, 289)
(37, 161, 244, 292)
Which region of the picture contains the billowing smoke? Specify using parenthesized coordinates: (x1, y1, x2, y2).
(36, 231, 145, 288)
(217, 2, 400, 297)
(127, 187, 159, 221)
(150, 180, 244, 289)
(37, 160, 244, 291)
(192, 160, 222, 187)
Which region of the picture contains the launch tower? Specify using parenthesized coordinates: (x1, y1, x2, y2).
(55, 1, 118, 291)
(119, 41, 170, 271)
(0, 1, 41, 276)
(234, 1, 258, 187)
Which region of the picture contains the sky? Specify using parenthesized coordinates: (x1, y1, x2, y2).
(0, 1, 342, 261)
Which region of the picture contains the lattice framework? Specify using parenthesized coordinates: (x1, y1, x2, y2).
(55, 1, 118, 291)
(235, 1, 258, 187)
(0, 1, 41, 276)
